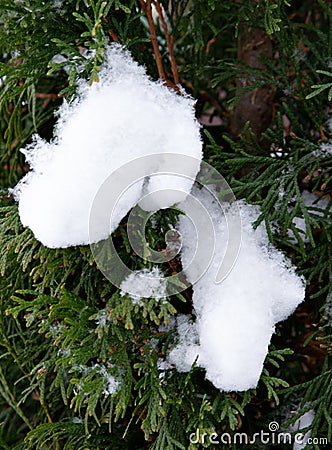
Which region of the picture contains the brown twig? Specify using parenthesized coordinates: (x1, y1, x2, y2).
(36, 92, 64, 110)
(206, 37, 216, 55)
(154, 1, 179, 85)
(35, 93, 61, 99)
(108, 29, 119, 42)
(138, 0, 166, 81)
(102, 17, 119, 42)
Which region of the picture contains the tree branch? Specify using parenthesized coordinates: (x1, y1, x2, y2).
(154, 1, 179, 85)
(139, 0, 166, 81)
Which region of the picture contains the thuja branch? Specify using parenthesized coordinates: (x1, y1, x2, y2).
(0, 365, 32, 430)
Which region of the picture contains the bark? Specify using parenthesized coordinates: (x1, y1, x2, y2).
(230, 29, 276, 146)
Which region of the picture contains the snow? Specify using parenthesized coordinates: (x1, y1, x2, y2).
(157, 358, 173, 381)
(52, 0, 63, 9)
(318, 115, 332, 156)
(289, 190, 330, 243)
(94, 309, 109, 327)
(120, 267, 167, 302)
(72, 417, 83, 424)
(169, 185, 306, 391)
(13, 44, 202, 248)
(290, 408, 315, 450)
(325, 291, 332, 325)
(314, 144, 332, 157)
(73, 363, 119, 396)
(98, 364, 120, 396)
(51, 53, 67, 64)
(168, 315, 200, 372)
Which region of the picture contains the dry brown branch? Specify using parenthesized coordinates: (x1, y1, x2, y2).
(154, 1, 179, 85)
(36, 92, 64, 110)
(206, 37, 216, 55)
(138, 0, 166, 81)
(108, 29, 119, 42)
(102, 17, 119, 42)
(35, 93, 61, 99)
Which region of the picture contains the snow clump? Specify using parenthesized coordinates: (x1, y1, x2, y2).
(13, 44, 202, 248)
(120, 267, 167, 303)
(168, 186, 306, 391)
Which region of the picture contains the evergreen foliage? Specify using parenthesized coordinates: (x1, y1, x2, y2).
(0, 0, 331, 448)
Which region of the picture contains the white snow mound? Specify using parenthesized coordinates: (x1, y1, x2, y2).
(13, 44, 202, 248)
(169, 186, 306, 391)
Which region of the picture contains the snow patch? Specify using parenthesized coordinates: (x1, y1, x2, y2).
(13, 44, 202, 248)
(73, 363, 119, 396)
(120, 267, 167, 302)
(288, 190, 330, 243)
(290, 408, 315, 450)
(169, 186, 306, 391)
(316, 114, 332, 156)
